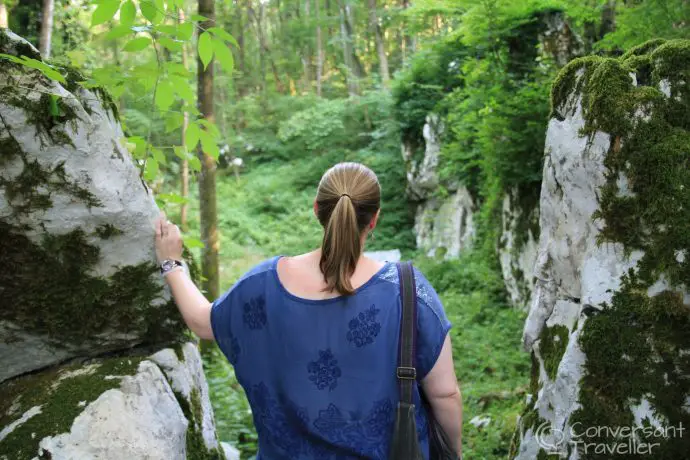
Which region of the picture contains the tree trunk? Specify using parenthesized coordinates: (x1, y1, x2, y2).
(366, 0, 389, 88)
(0, 1, 8, 28)
(339, 0, 363, 96)
(179, 9, 190, 231)
(315, 0, 323, 96)
(400, 0, 413, 63)
(301, 0, 312, 93)
(39, 0, 54, 57)
(236, 0, 247, 97)
(197, 0, 219, 302)
(248, 3, 285, 94)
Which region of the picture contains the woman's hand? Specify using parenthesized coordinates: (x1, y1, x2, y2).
(155, 212, 184, 263)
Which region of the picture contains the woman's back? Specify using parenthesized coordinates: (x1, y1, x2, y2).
(210, 255, 452, 459)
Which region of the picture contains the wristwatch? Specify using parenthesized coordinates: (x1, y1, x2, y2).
(160, 259, 184, 275)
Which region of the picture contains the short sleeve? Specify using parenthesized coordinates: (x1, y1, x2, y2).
(209, 256, 275, 366)
(414, 268, 452, 379)
(210, 285, 241, 365)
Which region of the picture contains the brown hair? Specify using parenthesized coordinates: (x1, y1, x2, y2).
(316, 162, 381, 295)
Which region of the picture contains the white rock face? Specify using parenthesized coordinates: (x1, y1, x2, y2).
(38, 360, 188, 460)
(514, 95, 642, 459)
(0, 343, 225, 460)
(402, 114, 443, 200)
(414, 188, 475, 259)
(498, 187, 539, 310)
(402, 113, 476, 259)
(151, 342, 219, 452)
(513, 46, 690, 457)
(0, 30, 179, 382)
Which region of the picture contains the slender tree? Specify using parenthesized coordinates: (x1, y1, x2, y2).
(179, 8, 190, 231)
(367, 0, 389, 87)
(315, 0, 323, 96)
(39, 0, 54, 57)
(197, 0, 219, 300)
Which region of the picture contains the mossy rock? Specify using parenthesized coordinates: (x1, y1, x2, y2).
(0, 29, 187, 382)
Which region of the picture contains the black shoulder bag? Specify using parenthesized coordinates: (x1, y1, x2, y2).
(388, 261, 459, 460)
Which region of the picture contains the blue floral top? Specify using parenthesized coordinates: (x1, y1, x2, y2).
(210, 255, 452, 460)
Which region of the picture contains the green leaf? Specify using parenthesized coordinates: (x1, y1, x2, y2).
(185, 122, 200, 151)
(190, 14, 209, 21)
(183, 236, 205, 248)
(199, 129, 220, 159)
(177, 22, 194, 41)
(156, 24, 177, 35)
(207, 27, 238, 47)
(212, 38, 234, 73)
(120, 0, 136, 26)
(167, 63, 189, 76)
(144, 157, 159, 181)
(169, 75, 194, 102)
(14, 57, 66, 83)
(198, 32, 213, 70)
(151, 147, 167, 165)
(105, 24, 132, 40)
(49, 95, 60, 117)
(165, 112, 185, 132)
(158, 37, 183, 52)
(155, 80, 175, 111)
(187, 154, 201, 172)
(157, 193, 188, 204)
(92, 0, 121, 27)
(123, 36, 152, 52)
(140, 1, 161, 24)
(198, 119, 220, 138)
(173, 146, 187, 159)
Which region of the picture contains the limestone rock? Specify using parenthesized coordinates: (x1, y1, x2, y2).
(498, 187, 539, 310)
(0, 29, 184, 382)
(512, 40, 690, 458)
(414, 188, 475, 259)
(402, 114, 443, 200)
(0, 343, 225, 460)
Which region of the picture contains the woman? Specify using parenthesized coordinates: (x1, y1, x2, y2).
(155, 162, 463, 459)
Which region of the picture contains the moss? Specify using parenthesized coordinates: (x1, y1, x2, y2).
(539, 325, 569, 381)
(529, 351, 540, 397)
(94, 223, 123, 239)
(172, 388, 224, 460)
(571, 271, 690, 459)
(0, 222, 186, 345)
(0, 356, 145, 460)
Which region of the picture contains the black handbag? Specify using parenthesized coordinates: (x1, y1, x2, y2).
(388, 261, 460, 460)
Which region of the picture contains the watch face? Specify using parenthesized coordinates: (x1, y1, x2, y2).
(162, 260, 173, 271)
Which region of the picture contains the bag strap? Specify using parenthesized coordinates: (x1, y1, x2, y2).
(396, 261, 417, 405)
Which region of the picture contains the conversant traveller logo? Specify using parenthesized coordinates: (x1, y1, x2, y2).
(534, 421, 686, 455)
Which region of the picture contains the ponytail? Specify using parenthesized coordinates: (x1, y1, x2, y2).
(315, 162, 381, 296)
(320, 195, 361, 295)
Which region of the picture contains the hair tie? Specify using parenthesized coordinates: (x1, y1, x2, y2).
(340, 193, 352, 200)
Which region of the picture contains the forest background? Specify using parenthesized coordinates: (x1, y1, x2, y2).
(1, 0, 687, 457)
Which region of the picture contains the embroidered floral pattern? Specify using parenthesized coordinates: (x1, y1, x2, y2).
(307, 349, 342, 391)
(243, 295, 267, 330)
(313, 399, 394, 457)
(346, 305, 381, 347)
(248, 383, 311, 456)
(228, 335, 240, 364)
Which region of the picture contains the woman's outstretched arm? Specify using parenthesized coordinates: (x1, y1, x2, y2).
(155, 215, 214, 340)
(420, 334, 463, 457)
